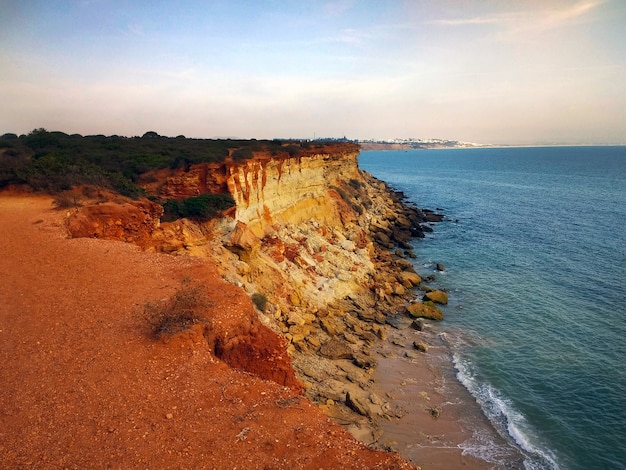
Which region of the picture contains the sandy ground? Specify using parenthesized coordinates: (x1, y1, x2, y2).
(0, 195, 414, 469)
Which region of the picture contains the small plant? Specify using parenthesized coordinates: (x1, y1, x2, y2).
(251, 293, 268, 312)
(348, 178, 362, 190)
(144, 284, 211, 339)
(52, 192, 82, 210)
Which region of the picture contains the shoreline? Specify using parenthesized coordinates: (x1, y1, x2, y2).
(370, 320, 526, 469)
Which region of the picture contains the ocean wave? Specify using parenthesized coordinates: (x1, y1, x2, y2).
(453, 353, 561, 470)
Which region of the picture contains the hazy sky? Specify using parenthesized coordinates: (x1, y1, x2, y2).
(1, 0, 625, 144)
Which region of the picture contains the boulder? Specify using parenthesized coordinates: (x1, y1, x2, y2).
(385, 315, 412, 330)
(374, 231, 391, 246)
(435, 263, 446, 272)
(319, 340, 354, 360)
(405, 302, 443, 321)
(398, 271, 422, 288)
(413, 341, 428, 352)
(320, 317, 346, 337)
(353, 353, 377, 370)
(424, 212, 444, 222)
(228, 221, 261, 256)
(345, 391, 372, 418)
(411, 319, 424, 331)
(423, 290, 448, 305)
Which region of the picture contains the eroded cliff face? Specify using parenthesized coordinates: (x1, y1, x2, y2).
(226, 149, 361, 237)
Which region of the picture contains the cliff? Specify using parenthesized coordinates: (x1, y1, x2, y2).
(63, 142, 441, 445)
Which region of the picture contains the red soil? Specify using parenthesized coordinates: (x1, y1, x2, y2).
(0, 195, 414, 469)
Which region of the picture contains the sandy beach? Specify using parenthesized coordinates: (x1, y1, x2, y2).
(371, 324, 525, 469)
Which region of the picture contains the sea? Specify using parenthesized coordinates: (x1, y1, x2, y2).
(359, 146, 626, 470)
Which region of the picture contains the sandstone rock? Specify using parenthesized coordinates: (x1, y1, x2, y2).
(320, 317, 346, 337)
(289, 324, 312, 337)
(423, 290, 448, 305)
(395, 215, 411, 228)
(346, 370, 368, 384)
(373, 324, 387, 341)
(404, 351, 421, 360)
(398, 271, 422, 288)
(411, 319, 424, 331)
(385, 315, 412, 330)
(228, 221, 260, 256)
(307, 336, 321, 350)
(353, 353, 377, 370)
(319, 340, 354, 360)
(340, 239, 356, 251)
(343, 332, 359, 344)
(393, 283, 406, 296)
(374, 231, 392, 246)
(405, 302, 443, 321)
(413, 341, 428, 352)
(345, 391, 372, 418)
(287, 312, 306, 326)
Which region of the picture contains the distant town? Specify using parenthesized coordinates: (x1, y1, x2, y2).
(357, 138, 485, 150)
(309, 136, 485, 150)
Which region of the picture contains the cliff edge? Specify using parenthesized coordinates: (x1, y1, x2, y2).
(62, 142, 442, 441)
(2, 142, 444, 467)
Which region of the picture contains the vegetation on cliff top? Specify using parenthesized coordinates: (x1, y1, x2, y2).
(0, 129, 355, 199)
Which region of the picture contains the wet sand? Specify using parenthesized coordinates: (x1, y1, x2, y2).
(371, 322, 525, 469)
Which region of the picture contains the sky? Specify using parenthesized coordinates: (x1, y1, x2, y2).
(1, 0, 625, 145)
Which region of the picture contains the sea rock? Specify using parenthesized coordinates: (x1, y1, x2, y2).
(411, 319, 424, 331)
(423, 290, 448, 305)
(435, 263, 446, 272)
(385, 315, 412, 330)
(398, 271, 422, 288)
(424, 211, 444, 222)
(405, 302, 443, 321)
(413, 341, 428, 352)
(374, 231, 392, 246)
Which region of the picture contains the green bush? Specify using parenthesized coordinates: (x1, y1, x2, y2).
(162, 194, 235, 222)
(0, 129, 308, 196)
(251, 293, 268, 312)
(231, 148, 253, 161)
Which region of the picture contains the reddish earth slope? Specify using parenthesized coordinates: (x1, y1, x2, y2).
(0, 195, 414, 469)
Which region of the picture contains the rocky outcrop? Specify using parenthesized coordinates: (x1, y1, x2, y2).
(66, 198, 163, 244)
(423, 290, 449, 305)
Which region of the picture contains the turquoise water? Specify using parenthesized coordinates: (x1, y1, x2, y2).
(359, 147, 626, 470)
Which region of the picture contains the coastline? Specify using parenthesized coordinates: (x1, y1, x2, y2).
(370, 321, 525, 469)
(1, 144, 530, 468)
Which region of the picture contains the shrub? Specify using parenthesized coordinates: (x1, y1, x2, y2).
(231, 148, 253, 161)
(144, 285, 211, 339)
(348, 178, 362, 190)
(52, 192, 82, 210)
(251, 293, 268, 312)
(161, 194, 235, 222)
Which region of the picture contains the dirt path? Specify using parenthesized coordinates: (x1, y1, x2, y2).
(0, 195, 413, 469)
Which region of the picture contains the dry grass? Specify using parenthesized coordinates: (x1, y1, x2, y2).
(144, 283, 212, 339)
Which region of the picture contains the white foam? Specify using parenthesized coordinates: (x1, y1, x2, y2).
(453, 353, 561, 470)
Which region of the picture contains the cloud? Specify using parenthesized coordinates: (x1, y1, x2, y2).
(322, 0, 356, 17)
(431, 1, 602, 32)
